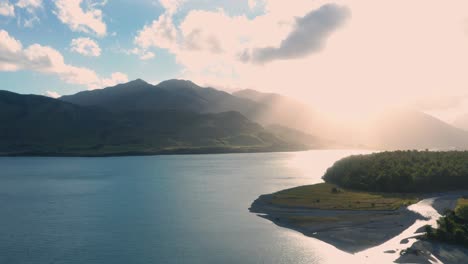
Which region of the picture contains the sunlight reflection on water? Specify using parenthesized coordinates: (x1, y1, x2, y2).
(279, 150, 446, 264)
(2, 150, 437, 264)
(285, 149, 375, 185)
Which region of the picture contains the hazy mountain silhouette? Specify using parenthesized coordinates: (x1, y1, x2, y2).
(366, 109, 468, 150)
(62, 80, 328, 135)
(452, 114, 468, 131)
(4, 79, 468, 154)
(233, 89, 324, 133)
(61, 79, 331, 148)
(0, 90, 304, 156)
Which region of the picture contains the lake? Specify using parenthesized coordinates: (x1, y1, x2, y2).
(0, 150, 372, 264)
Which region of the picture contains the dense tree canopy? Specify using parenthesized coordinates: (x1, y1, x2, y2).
(323, 150, 468, 193)
(425, 199, 468, 247)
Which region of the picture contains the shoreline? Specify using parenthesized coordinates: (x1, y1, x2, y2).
(250, 189, 468, 262)
(0, 145, 311, 158)
(249, 193, 423, 253)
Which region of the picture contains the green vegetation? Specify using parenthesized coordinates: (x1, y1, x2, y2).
(0, 90, 304, 156)
(269, 183, 417, 211)
(425, 198, 468, 247)
(323, 150, 468, 193)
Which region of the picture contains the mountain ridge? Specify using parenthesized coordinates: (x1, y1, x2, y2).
(0, 89, 307, 156)
(3, 78, 468, 153)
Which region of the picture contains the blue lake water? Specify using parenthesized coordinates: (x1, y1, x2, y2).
(0, 150, 370, 264)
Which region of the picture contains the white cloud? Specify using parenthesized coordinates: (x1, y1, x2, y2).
(248, 0, 257, 10)
(139, 51, 155, 60)
(122, 48, 155, 60)
(133, 0, 325, 71)
(98, 72, 129, 89)
(131, 0, 468, 120)
(0, 0, 15, 17)
(54, 0, 107, 36)
(0, 30, 127, 89)
(70, 37, 101, 57)
(45, 90, 60, 98)
(159, 0, 184, 14)
(134, 13, 178, 51)
(0, 29, 23, 70)
(131, 0, 188, 60)
(16, 0, 42, 9)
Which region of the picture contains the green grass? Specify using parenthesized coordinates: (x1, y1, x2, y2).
(456, 198, 468, 210)
(270, 183, 418, 211)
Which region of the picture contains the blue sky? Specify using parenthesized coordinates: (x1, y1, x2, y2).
(0, 0, 183, 95)
(1, 0, 468, 123)
(0, 0, 267, 97)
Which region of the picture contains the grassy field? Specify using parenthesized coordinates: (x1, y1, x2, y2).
(456, 198, 468, 208)
(270, 183, 418, 211)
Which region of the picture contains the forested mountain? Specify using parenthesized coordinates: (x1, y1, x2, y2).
(0, 90, 304, 156)
(62, 80, 330, 138)
(4, 79, 468, 154)
(61, 79, 259, 115)
(60, 79, 330, 149)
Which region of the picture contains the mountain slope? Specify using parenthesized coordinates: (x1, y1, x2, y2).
(453, 114, 468, 131)
(233, 89, 322, 133)
(0, 90, 111, 151)
(61, 79, 259, 114)
(367, 109, 468, 150)
(60, 80, 336, 148)
(63, 80, 468, 150)
(233, 89, 350, 147)
(0, 90, 303, 156)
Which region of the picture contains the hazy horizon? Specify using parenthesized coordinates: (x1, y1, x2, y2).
(2, 0, 468, 126)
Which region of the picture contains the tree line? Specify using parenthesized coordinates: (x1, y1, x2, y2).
(323, 150, 468, 193)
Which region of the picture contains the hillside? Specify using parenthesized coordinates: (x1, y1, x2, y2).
(11, 79, 468, 152)
(62, 80, 329, 135)
(367, 110, 468, 150)
(60, 79, 331, 148)
(0, 90, 303, 156)
(453, 114, 468, 131)
(233, 89, 328, 134)
(61, 79, 259, 115)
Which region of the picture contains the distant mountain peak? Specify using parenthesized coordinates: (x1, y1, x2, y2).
(157, 79, 198, 88)
(128, 78, 149, 85)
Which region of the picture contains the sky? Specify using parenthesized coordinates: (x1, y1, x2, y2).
(1, 0, 468, 122)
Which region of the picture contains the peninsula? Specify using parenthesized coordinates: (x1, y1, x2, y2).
(250, 150, 468, 261)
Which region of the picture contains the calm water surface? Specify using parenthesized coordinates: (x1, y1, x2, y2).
(0, 150, 371, 264)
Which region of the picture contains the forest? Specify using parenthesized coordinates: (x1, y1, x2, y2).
(425, 198, 468, 247)
(323, 150, 468, 193)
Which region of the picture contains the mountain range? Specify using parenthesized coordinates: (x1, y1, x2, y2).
(0, 81, 316, 156)
(1, 78, 468, 156)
